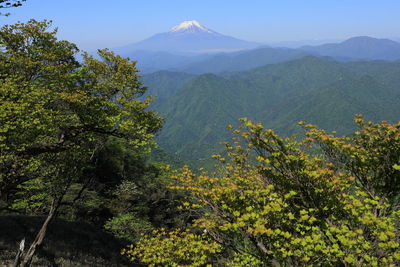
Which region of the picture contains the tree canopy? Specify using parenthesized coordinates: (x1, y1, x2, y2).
(126, 117, 400, 266)
(0, 19, 163, 199)
(0, 19, 163, 266)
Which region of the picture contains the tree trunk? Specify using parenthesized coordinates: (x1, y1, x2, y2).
(13, 238, 25, 267)
(17, 198, 59, 267)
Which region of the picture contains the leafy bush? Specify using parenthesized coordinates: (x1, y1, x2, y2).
(126, 116, 400, 266)
(105, 213, 153, 242)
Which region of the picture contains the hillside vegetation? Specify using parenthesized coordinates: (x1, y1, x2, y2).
(145, 56, 400, 167)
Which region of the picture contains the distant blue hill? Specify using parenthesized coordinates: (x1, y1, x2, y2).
(300, 36, 400, 61)
(174, 47, 310, 74)
(115, 50, 211, 74)
(112, 30, 400, 75)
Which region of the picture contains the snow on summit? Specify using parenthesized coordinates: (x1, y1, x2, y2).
(169, 20, 217, 34)
(115, 20, 260, 54)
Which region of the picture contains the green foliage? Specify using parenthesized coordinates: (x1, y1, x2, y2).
(0, 19, 163, 235)
(103, 147, 191, 232)
(10, 178, 51, 214)
(128, 117, 400, 266)
(305, 115, 400, 204)
(149, 147, 186, 169)
(104, 212, 153, 242)
(58, 183, 106, 222)
(123, 229, 222, 267)
(69, 138, 192, 240)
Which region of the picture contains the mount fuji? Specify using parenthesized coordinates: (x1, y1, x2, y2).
(116, 20, 260, 54)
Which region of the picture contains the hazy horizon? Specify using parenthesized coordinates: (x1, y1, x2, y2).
(1, 0, 399, 51)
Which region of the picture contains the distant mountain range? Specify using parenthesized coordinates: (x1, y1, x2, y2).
(134, 36, 400, 74)
(300, 36, 400, 61)
(173, 47, 310, 74)
(267, 39, 344, 48)
(112, 21, 400, 74)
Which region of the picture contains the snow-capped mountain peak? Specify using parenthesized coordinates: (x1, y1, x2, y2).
(169, 20, 216, 34)
(116, 20, 260, 54)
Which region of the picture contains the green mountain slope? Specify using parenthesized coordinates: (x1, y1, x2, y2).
(146, 56, 400, 167)
(343, 60, 400, 94)
(141, 70, 197, 100)
(269, 76, 398, 135)
(155, 74, 250, 160)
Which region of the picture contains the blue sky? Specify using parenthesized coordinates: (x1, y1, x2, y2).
(1, 0, 399, 51)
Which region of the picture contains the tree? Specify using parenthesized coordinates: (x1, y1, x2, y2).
(0, 19, 163, 266)
(85, 138, 191, 241)
(127, 117, 400, 266)
(0, 0, 25, 15)
(0, 0, 25, 8)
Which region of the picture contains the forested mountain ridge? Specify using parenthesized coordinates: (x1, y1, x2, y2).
(124, 36, 400, 74)
(144, 56, 400, 166)
(141, 70, 197, 101)
(173, 46, 310, 74)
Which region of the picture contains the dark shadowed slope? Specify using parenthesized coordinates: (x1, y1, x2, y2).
(0, 216, 132, 267)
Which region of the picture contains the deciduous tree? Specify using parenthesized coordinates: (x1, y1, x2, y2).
(127, 117, 400, 266)
(0, 19, 163, 266)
